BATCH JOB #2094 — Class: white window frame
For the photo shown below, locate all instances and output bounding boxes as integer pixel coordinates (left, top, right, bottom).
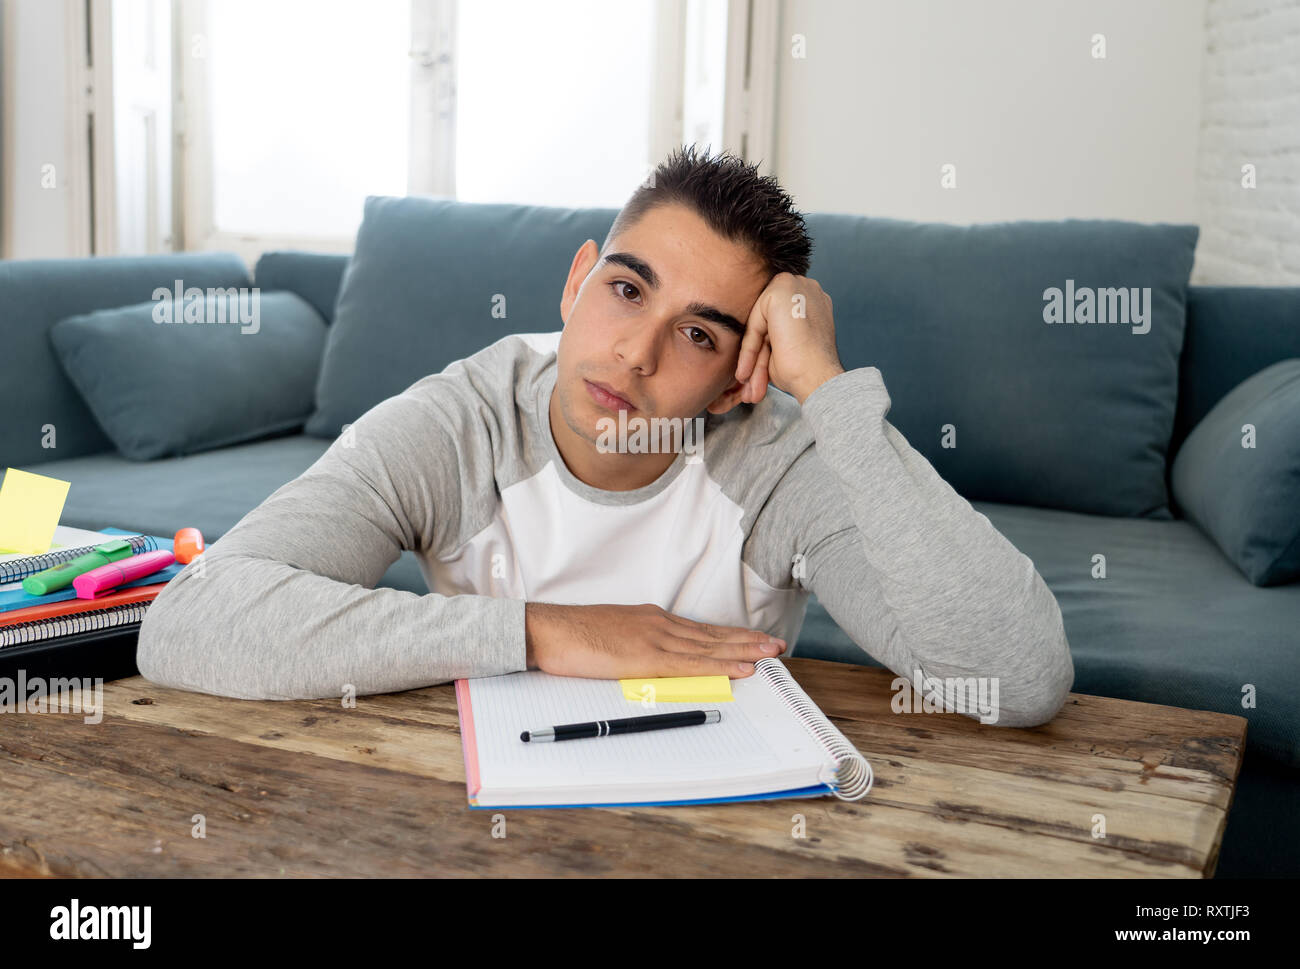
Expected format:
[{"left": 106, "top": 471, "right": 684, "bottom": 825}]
[
  {"left": 86, "top": 0, "right": 116, "bottom": 256},
  {"left": 650, "top": 0, "right": 687, "bottom": 175},
  {"left": 171, "top": 0, "right": 777, "bottom": 265},
  {"left": 407, "top": 0, "right": 456, "bottom": 198},
  {"left": 726, "top": 0, "right": 779, "bottom": 176},
  {"left": 20, "top": 0, "right": 112, "bottom": 259},
  {"left": 174, "top": 0, "right": 434, "bottom": 264},
  {"left": 659, "top": 0, "right": 780, "bottom": 176}
]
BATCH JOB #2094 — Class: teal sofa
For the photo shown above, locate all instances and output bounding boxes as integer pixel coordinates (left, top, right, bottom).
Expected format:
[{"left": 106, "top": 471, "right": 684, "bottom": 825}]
[{"left": 3, "top": 200, "right": 1297, "bottom": 878}]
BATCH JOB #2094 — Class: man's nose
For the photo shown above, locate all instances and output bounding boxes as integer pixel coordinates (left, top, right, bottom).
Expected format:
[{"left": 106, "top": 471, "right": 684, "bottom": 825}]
[{"left": 614, "top": 323, "right": 663, "bottom": 370}]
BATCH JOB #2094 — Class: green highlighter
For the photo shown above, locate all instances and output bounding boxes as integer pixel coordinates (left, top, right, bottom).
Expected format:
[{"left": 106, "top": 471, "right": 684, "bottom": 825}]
[{"left": 22, "top": 538, "right": 136, "bottom": 596}]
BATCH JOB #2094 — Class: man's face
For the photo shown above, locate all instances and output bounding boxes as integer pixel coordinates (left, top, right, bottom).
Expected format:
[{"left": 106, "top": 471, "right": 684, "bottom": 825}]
[{"left": 555, "top": 202, "right": 770, "bottom": 449}]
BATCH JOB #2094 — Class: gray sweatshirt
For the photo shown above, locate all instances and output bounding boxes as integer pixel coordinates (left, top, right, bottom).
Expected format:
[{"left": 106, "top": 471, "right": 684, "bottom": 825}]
[{"left": 136, "top": 330, "right": 1074, "bottom": 726}]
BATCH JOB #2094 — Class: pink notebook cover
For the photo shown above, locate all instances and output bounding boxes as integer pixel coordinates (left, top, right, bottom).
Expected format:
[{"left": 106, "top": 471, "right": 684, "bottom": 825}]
[{"left": 454, "top": 678, "right": 483, "bottom": 804}]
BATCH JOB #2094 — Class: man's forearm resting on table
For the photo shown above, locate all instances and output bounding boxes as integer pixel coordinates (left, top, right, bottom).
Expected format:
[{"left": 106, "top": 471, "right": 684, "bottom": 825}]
[
  {"left": 134, "top": 386, "right": 539, "bottom": 700},
  {"left": 135, "top": 550, "right": 528, "bottom": 700}
]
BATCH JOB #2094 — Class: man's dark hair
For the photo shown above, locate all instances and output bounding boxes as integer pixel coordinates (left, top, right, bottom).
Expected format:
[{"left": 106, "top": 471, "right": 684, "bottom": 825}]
[{"left": 601, "top": 144, "right": 813, "bottom": 278}]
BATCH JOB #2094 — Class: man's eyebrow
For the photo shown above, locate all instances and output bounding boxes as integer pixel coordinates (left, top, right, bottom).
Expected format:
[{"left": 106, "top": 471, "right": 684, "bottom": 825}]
[{"left": 603, "top": 251, "right": 747, "bottom": 337}]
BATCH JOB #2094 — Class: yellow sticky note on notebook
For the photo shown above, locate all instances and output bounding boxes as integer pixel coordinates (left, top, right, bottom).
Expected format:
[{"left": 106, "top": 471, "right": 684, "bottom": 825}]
[
  {"left": 619, "top": 675, "right": 734, "bottom": 703},
  {"left": 0, "top": 468, "right": 72, "bottom": 555}
]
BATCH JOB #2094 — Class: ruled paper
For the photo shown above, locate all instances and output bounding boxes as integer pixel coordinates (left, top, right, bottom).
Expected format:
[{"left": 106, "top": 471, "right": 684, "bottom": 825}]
[{"left": 465, "top": 667, "right": 831, "bottom": 801}]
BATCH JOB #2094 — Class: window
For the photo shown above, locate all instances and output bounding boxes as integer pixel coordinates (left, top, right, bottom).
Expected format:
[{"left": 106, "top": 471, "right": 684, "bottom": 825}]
[
  {"left": 183, "top": 0, "right": 410, "bottom": 252},
  {"left": 173, "top": 0, "right": 757, "bottom": 261},
  {"left": 454, "top": 0, "right": 658, "bottom": 206}
]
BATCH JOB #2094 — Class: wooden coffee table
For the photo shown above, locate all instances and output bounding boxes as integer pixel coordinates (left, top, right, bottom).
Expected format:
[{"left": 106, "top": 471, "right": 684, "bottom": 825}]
[{"left": 0, "top": 658, "right": 1245, "bottom": 877}]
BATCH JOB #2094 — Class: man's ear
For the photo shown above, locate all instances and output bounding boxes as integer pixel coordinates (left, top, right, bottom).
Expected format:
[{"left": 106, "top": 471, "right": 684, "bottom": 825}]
[
  {"left": 706, "top": 377, "right": 749, "bottom": 415},
  {"left": 560, "top": 240, "right": 600, "bottom": 323}
]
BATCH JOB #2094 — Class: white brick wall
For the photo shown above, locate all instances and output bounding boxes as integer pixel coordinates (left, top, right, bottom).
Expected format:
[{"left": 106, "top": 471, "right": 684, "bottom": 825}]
[{"left": 1191, "top": 0, "right": 1300, "bottom": 284}]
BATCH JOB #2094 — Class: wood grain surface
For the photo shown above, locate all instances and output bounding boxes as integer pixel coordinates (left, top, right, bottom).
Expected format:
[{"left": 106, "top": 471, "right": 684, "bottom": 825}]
[{"left": 0, "top": 658, "right": 1246, "bottom": 877}]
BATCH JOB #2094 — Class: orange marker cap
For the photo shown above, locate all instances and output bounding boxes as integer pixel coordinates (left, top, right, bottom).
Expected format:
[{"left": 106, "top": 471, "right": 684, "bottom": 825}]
[{"left": 173, "top": 527, "right": 206, "bottom": 564}]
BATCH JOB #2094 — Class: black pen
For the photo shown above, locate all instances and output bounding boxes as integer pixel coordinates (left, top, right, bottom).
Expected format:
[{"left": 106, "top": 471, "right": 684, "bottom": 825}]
[{"left": 520, "top": 709, "right": 721, "bottom": 743}]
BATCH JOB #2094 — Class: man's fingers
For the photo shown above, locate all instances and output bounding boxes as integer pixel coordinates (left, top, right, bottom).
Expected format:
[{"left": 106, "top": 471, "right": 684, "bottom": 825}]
[
  {"left": 746, "top": 340, "right": 772, "bottom": 403},
  {"left": 735, "top": 288, "right": 771, "bottom": 383},
  {"left": 659, "top": 636, "right": 784, "bottom": 661},
  {"left": 650, "top": 648, "right": 763, "bottom": 678},
  {"left": 662, "top": 613, "right": 781, "bottom": 644}
]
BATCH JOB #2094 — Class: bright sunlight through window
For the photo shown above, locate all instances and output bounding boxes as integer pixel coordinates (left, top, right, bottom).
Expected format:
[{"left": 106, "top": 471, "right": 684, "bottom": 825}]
[
  {"left": 206, "top": 0, "right": 410, "bottom": 239},
  {"left": 455, "top": 0, "right": 656, "bottom": 206}
]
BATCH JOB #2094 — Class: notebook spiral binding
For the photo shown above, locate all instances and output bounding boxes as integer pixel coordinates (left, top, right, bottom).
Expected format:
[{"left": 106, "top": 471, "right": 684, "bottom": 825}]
[
  {"left": 0, "top": 534, "right": 157, "bottom": 584},
  {"left": 0, "top": 600, "right": 153, "bottom": 649},
  {"left": 754, "top": 656, "right": 874, "bottom": 801}
]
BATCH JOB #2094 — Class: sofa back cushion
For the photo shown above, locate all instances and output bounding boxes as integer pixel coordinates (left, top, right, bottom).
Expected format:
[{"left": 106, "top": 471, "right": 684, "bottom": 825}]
[
  {"left": 50, "top": 291, "right": 327, "bottom": 460},
  {"left": 0, "top": 253, "right": 251, "bottom": 467},
  {"left": 307, "top": 198, "right": 1197, "bottom": 518},
  {"left": 1171, "top": 286, "right": 1300, "bottom": 458},
  {"left": 305, "top": 196, "right": 618, "bottom": 437},
  {"left": 804, "top": 215, "right": 1198, "bottom": 518},
  {"left": 252, "top": 251, "right": 351, "bottom": 325}
]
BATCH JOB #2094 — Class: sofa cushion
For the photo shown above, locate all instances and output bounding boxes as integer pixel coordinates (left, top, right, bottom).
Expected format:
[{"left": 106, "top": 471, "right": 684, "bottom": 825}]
[
  {"left": 305, "top": 196, "right": 618, "bottom": 437},
  {"left": 1171, "top": 359, "right": 1300, "bottom": 586},
  {"left": 252, "top": 251, "right": 351, "bottom": 324},
  {"left": 15, "top": 435, "right": 427, "bottom": 595},
  {"left": 50, "top": 291, "right": 327, "bottom": 460},
  {"left": 803, "top": 216, "right": 1198, "bottom": 518},
  {"left": 1171, "top": 286, "right": 1300, "bottom": 458},
  {"left": 792, "top": 500, "right": 1300, "bottom": 769},
  {"left": 0, "top": 253, "right": 251, "bottom": 467}
]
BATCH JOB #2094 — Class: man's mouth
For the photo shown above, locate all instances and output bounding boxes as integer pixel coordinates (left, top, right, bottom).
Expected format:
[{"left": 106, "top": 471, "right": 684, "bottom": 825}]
[{"left": 584, "top": 379, "right": 637, "bottom": 412}]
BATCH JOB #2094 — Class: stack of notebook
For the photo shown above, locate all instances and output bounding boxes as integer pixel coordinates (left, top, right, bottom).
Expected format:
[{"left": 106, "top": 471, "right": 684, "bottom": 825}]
[{"left": 0, "top": 525, "right": 184, "bottom": 679}]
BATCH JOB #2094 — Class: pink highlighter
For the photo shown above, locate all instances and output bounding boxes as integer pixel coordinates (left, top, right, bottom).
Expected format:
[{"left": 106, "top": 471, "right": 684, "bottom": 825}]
[{"left": 73, "top": 550, "right": 175, "bottom": 599}]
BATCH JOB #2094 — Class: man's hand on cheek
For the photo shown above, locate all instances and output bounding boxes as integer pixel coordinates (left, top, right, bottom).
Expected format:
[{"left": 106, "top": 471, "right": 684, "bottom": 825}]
[{"left": 735, "top": 272, "right": 845, "bottom": 406}]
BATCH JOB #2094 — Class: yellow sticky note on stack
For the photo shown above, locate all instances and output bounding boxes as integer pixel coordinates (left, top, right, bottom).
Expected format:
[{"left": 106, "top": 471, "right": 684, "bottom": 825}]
[
  {"left": 619, "top": 675, "right": 734, "bottom": 703},
  {"left": 0, "top": 468, "right": 72, "bottom": 555}
]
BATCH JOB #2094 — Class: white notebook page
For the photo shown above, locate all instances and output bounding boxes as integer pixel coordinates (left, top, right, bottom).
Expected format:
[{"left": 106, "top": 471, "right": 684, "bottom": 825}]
[{"left": 465, "top": 666, "right": 833, "bottom": 802}]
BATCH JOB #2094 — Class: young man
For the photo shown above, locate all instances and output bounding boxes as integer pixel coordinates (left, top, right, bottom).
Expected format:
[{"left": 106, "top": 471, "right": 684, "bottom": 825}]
[{"left": 137, "top": 146, "right": 1074, "bottom": 727}]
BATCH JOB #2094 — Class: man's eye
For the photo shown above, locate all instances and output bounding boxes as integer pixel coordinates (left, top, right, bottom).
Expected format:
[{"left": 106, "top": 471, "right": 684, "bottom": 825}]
[
  {"left": 611, "top": 280, "right": 641, "bottom": 302},
  {"left": 685, "top": 326, "right": 716, "bottom": 352}
]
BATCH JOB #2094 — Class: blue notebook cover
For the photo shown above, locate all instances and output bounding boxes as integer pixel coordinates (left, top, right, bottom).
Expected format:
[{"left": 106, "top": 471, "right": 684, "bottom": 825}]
[
  {"left": 466, "top": 783, "right": 835, "bottom": 810},
  {"left": 0, "top": 527, "right": 183, "bottom": 614}
]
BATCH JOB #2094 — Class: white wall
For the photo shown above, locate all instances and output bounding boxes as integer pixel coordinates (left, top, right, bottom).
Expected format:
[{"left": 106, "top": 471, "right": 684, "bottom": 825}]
[
  {"left": 773, "top": 0, "right": 1207, "bottom": 225},
  {"left": 1191, "top": 0, "right": 1300, "bottom": 285}
]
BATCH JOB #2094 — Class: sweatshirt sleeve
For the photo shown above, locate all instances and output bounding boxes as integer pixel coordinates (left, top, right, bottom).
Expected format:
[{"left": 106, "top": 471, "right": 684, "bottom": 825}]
[
  {"left": 751, "top": 367, "right": 1074, "bottom": 727},
  {"left": 135, "top": 384, "right": 527, "bottom": 700}
]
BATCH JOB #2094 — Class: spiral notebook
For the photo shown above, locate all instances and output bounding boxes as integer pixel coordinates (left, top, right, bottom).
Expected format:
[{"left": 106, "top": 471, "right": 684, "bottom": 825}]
[
  {"left": 0, "top": 599, "right": 152, "bottom": 648},
  {"left": 0, "top": 528, "right": 179, "bottom": 613},
  {"left": 455, "top": 657, "right": 873, "bottom": 809},
  {"left": 0, "top": 526, "right": 158, "bottom": 584}
]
